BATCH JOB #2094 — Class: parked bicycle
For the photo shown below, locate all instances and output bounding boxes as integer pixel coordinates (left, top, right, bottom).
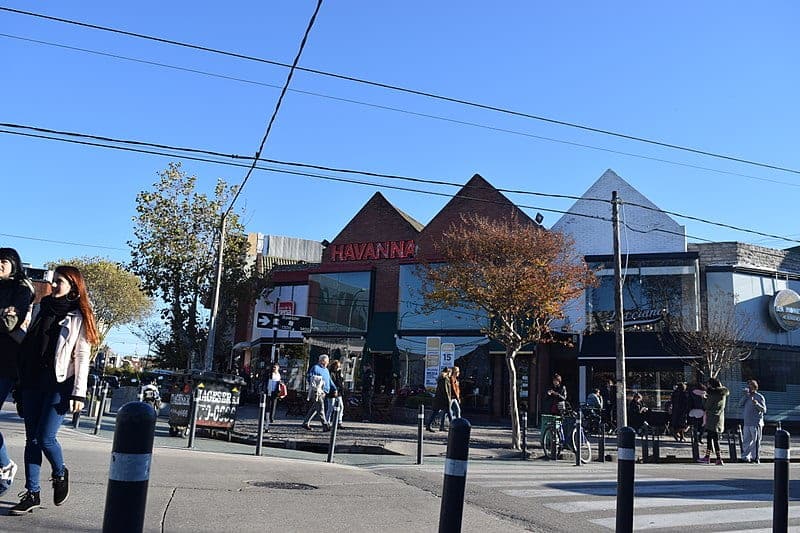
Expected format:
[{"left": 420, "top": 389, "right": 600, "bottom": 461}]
[{"left": 541, "top": 404, "right": 592, "bottom": 463}]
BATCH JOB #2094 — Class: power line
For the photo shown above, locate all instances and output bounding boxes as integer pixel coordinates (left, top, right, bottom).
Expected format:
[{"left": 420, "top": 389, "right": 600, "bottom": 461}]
[
  {"left": 226, "top": 0, "right": 323, "bottom": 215},
  {"left": 5, "top": 33, "right": 799, "bottom": 190},
  {"left": 3, "top": 6, "right": 799, "bottom": 177},
  {"left": 0, "top": 126, "right": 759, "bottom": 245},
  {"left": 0, "top": 231, "right": 126, "bottom": 251}
]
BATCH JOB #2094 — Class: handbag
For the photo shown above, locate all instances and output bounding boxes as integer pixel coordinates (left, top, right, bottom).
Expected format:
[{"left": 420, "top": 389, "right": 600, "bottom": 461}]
[{"left": 278, "top": 382, "right": 288, "bottom": 399}]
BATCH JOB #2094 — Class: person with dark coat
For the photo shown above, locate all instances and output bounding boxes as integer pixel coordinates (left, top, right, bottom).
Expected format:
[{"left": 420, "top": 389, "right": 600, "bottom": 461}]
[
  {"left": 544, "top": 374, "right": 567, "bottom": 415},
  {"left": 326, "top": 360, "right": 346, "bottom": 428},
  {"left": 360, "top": 362, "right": 375, "bottom": 423},
  {"left": 670, "top": 383, "right": 689, "bottom": 441},
  {"left": 628, "top": 392, "right": 649, "bottom": 433},
  {"left": 426, "top": 368, "right": 452, "bottom": 432},
  {"left": 0, "top": 248, "right": 34, "bottom": 496},
  {"left": 688, "top": 381, "right": 707, "bottom": 437},
  {"left": 700, "top": 377, "right": 730, "bottom": 465},
  {"left": 600, "top": 379, "right": 616, "bottom": 429},
  {"left": 11, "top": 265, "right": 99, "bottom": 515}
]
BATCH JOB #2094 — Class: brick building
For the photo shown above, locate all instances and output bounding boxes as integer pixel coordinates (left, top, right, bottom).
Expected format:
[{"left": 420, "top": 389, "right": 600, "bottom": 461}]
[{"left": 239, "top": 174, "right": 560, "bottom": 418}]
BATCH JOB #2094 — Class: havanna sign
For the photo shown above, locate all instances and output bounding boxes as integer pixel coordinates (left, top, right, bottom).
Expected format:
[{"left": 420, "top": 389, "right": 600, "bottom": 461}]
[{"left": 329, "top": 239, "right": 415, "bottom": 262}]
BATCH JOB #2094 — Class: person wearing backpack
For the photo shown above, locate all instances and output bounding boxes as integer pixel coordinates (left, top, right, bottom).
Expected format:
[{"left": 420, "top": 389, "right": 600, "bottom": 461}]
[{"left": 302, "top": 354, "right": 336, "bottom": 431}]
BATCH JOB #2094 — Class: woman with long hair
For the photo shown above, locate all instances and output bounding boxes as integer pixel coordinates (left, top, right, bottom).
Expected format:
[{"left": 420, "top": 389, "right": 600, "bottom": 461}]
[
  {"left": 0, "top": 248, "right": 35, "bottom": 496},
  {"left": 699, "top": 377, "right": 730, "bottom": 465},
  {"left": 10, "top": 265, "right": 99, "bottom": 515}
]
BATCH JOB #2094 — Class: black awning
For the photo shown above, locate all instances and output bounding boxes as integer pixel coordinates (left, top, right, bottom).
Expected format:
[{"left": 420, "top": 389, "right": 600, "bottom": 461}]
[{"left": 579, "top": 332, "right": 694, "bottom": 360}]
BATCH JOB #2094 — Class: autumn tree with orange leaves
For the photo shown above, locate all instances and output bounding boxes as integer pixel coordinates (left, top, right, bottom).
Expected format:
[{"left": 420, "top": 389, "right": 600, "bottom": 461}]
[{"left": 420, "top": 213, "right": 595, "bottom": 449}]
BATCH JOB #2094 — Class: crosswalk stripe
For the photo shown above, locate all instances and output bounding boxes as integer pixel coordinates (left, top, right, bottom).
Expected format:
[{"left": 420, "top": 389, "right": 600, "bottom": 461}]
[
  {"left": 723, "top": 527, "right": 800, "bottom": 533},
  {"left": 590, "top": 505, "right": 800, "bottom": 530},
  {"left": 475, "top": 477, "right": 679, "bottom": 488},
  {"left": 505, "top": 482, "right": 739, "bottom": 498},
  {"left": 546, "top": 494, "right": 776, "bottom": 513},
  {"left": 468, "top": 473, "right": 616, "bottom": 480}
]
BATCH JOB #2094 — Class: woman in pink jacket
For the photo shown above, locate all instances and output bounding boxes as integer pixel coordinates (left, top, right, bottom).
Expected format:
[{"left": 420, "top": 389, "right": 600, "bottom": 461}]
[{"left": 10, "top": 266, "right": 98, "bottom": 515}]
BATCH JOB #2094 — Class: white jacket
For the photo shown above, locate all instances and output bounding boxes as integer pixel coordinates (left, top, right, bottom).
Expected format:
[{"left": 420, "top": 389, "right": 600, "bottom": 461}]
[
  {"left": 28, "top": 307, "right": 92, "bottom": 400},
  {"left": 57, "top": 310, "right": 92, "bottom": 399}
]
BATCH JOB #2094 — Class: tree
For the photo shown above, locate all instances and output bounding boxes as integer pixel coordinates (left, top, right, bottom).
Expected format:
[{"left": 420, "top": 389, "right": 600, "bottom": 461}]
[
  {"left": 130, "top": 318, "right": 169, "bottom": 369},
  {"left": 660, "top": 293, "right": 753, "bottom": 379},
  {"left": 128, "top": 163, "right": 248, "bottom": 370},
  {"left": 420, "top": 213, "right": 595, "bottom": 449},
  {"left": 49, "top": 257, "right": 152, "bottom": 355}
]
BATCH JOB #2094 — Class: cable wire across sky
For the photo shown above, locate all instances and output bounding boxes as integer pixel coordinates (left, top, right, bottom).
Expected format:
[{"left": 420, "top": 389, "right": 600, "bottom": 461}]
[
  {"left": 3, "top": 5, "right": 800, "bottom": 177},
  {"left": 1, "top": 123, "right": 795, "bottom": 246}
]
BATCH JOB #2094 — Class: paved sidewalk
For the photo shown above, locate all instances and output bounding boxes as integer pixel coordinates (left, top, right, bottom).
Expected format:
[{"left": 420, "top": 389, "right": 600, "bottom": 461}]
[
  {"left": 0, "top": 412, "right": 529, "bottom": 532},
  {"left": 230, "top": 404, "right": 792, "bottom": 463}
]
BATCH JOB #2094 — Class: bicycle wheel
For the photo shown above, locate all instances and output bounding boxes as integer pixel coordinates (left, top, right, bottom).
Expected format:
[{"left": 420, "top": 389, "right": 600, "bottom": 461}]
[
  {"left": 542, "top": 426, "right": 558, "bottom": 460},
  {"left": 571, "top": 426, "right": 592, "bottom": 463}
]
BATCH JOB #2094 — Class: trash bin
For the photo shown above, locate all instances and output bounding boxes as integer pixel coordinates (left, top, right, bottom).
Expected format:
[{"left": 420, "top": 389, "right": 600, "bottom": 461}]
[{"left": 168, "top": 370, "right": 245, "bottom": 440}]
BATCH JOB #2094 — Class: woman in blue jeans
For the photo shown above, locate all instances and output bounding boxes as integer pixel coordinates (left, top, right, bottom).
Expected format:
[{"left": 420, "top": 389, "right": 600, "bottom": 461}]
[
  {"left": 0, "top": 248, "right": 35, "bottom": 496},
  {"left": 10, "top": 265, "right": 98, "bottom": 515}
]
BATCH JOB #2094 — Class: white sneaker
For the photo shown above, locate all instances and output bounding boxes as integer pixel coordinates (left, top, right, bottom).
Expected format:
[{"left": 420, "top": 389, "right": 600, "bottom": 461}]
[{"left": 0, "top": 460, "right": 17, "bottom": 495}]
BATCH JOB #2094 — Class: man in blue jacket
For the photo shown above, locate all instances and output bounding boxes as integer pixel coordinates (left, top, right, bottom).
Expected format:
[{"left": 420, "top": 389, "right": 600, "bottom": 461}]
[{"left": 302, "top": 354, "right": 337, "bottom": 431}]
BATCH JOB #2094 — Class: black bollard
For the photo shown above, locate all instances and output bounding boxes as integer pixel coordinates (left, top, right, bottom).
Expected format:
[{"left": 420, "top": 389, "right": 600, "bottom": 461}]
[
  {"left": 774, "top": 429, "right": 790, "bottom": 531},
  {"left": 727, "top": 430, "right": 737, "bottom": 462},
  {"left": 551, "top": 422, "right": 558, "bottom": 461},
  {"left": 326, "top": 402, "right": 341, "bottom": 463},
  {"left": 102, "top": 401, "right": 157, "bottom": 533},
  {"left": 598, "top": 423, "right": 606, "bottom": 463},
  {"left": 438, "top": 418, "right": 471, "bottom": 533},
  {"left": 652, "top": 427, "right": 660, "bottom": 464},
  {"left": 575, "top": 409, "right": 582, "bottom": 467},
  {"left": 521, "top": 412, "right": 528, "bottom": 460},
  {"left": 691, "top": 427, "right": 700, "bottom": 462},
  {"left": 616, "top": 427, "right": 636, "bottom": 533},
  {"left": 94, "top": 383, "right": 109, "bottom": 435},
  {"left": 187, "top": 388, "right": 200, "bottom": 449},
  {"left": 255, "top": 393, "right": 267, "bottom": 456},
  {"left": 641, "top": 427, "right": 650, "bottom": 463},
  {"left": 417, "top": 404, "right": 424, "bottom": 465}
]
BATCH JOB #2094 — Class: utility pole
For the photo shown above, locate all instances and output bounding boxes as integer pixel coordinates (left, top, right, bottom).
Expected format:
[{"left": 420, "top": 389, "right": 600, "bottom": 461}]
[
  {"left": 612, "top": 191, "right": 627, "bottom": 428},
  {"left": 203, "top": 213, "right": 227, "bottom": 372}
]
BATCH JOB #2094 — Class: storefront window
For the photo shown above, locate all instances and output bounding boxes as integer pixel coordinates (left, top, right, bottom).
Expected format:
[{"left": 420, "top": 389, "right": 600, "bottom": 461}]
[
  {"left": 397, "top": 264, "right": 489, "bottom": 331},
  {"left": 308, "top": 271, "right": 371, "bottom": 333},
  {"left": 742, "top": 348, "right": 800, "bottom": 392},
  {"left": 395, "top": 336, "right": 491, "bottom": 411},
  {"left": 586, "top": 258, "right": 699, "bottom": 333}
]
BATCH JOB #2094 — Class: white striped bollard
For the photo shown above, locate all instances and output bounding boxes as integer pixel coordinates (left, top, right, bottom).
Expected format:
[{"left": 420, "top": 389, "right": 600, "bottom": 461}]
[
  {"left": 774, "top": 428, "right": 790, "bottom": 532},
  {"left": 417, "top": 404, "right": 424, "bottom": 465},
  {"left": 616, "top": 426, "right": 636, "bottom": 533},
  {"left": 438, "top": 417, "right": 471, "bottom": 533},
  {"left": 102, "top": 401, "right": 156, "bottom": 533}
]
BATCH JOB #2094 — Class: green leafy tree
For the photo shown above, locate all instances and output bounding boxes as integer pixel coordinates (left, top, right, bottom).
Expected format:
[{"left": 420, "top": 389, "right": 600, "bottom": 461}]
[
  {"left": 420, "top": 213, "right": 595, "bottom": 449},
  {"left": 49, "top": 257, "right": 152, "bottom": 356},
  {"left": 128, "top": 162, "right": 248, "bottom": 370}
]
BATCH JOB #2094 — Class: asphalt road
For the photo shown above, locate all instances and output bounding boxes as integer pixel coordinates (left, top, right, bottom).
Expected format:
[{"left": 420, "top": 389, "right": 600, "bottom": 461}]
[{"left": 5, "top": 408, "right": 800, "bottom": 532}]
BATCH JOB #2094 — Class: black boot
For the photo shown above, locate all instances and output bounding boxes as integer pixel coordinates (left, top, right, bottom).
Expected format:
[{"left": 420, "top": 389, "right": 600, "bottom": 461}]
[
  {"left": 9, "top": 491, "right": 40, "bottom": 515},
  {"left": 53, "top": 466, "right": 69, "bottom": 506}
]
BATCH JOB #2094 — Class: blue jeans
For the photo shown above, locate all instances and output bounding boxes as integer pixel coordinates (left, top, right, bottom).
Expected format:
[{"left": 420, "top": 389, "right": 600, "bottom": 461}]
[
  {"left": 0, "top": 376, "right": 15, "bottom": 467},
  {"left": 22, "top": 384, "right": 70, "bottom": 492}
]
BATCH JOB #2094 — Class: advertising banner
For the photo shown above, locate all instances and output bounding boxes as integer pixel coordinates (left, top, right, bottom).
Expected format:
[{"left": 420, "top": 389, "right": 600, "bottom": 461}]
[{"left": 425, "top": 337, "right": 441, "bottom": 389}]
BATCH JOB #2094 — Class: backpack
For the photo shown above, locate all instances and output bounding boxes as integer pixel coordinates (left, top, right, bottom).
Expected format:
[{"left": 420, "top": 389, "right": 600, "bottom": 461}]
[{"left": 307, "top": 374, "right": 325, "bottom": 401}]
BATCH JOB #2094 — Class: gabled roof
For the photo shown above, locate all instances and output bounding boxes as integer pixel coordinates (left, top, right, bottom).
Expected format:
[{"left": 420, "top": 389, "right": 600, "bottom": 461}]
[
  {"left": 551, "top": 169, "right": 686, "bottom": 255},
  {"left": 416, "top": 174, "right": 534, "bottom": 254},
  {"left": 330, "top": 191, "right": 423, "bottom": 245}
]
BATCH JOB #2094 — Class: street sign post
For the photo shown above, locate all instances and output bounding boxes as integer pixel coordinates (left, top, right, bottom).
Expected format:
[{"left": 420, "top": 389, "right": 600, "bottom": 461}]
[{"left": 256, "top": 312, "right": 312, "bottom": 332}]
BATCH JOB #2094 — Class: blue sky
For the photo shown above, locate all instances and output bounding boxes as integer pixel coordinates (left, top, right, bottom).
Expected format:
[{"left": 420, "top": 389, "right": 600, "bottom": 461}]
[{"left": 2, "top": 1, "right": 799, "bottom": 355}]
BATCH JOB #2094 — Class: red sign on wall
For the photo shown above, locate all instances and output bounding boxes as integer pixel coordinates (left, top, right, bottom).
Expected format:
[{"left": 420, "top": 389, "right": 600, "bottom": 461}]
[
  {"left": 276, "top": 301, "right": 296, "bottom": 315},
  {"left": 329, "top": 240, "right": 415, "bottom": 262}
]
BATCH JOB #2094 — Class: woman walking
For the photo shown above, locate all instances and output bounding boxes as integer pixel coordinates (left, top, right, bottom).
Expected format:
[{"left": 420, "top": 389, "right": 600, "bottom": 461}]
[
  {"left": 264, "top": 363, "right": 283, "bottom": 423},
  {"left": 670, "top": 383, "right": 689, "bottom": 442},
  {"left": 327, "top": 360, "right": 345, "bottom": 428},
  {"left": 699, "top": 377, "right": 729, "bottom": 465},
  {"left": 10, "top": 265, "right": 98, "bottom": 515},
  {"left": 0, "top": 248, "right": 35, "bottom": 496},
  {"left": 426, "top": 368, "right": 452, "bottom": 432}
]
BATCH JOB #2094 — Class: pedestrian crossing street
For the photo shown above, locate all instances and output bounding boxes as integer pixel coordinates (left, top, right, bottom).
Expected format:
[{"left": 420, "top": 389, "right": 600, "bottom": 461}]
[{"left": 364, "top": 461, "right": 800, "bottom": 531}]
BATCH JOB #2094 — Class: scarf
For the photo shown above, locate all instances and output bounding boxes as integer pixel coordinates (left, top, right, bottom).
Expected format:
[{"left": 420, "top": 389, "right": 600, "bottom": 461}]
[{"left": 20, "top": 295, "right": 79, "bottom": 386}]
